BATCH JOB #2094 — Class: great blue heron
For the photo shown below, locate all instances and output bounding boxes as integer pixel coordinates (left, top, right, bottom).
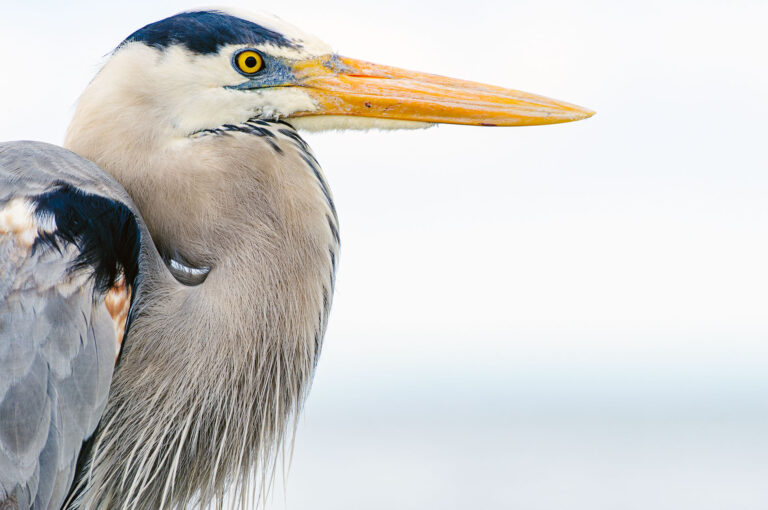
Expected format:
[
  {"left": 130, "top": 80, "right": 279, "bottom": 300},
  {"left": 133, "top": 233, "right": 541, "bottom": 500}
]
[{"left": 0, "top": 9, "right": 592, "bottom": 510}]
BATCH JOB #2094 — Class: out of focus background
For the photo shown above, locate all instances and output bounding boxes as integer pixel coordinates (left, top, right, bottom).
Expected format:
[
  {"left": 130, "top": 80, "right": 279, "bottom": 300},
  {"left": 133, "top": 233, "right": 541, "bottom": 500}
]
[{"left": 2, "top": 0, "right": 768, "bottom": 508}]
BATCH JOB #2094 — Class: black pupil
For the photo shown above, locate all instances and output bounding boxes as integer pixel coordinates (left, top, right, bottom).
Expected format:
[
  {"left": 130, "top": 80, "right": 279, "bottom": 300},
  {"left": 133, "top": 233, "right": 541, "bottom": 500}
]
[{"left": 244, "top": 55, "right": 258, "bottom": 69}]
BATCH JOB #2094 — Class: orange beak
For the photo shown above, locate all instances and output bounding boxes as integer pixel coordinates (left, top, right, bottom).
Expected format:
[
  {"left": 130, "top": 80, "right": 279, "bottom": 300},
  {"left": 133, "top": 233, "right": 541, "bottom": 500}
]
[{"left": 291, "top": 55, "right": 594, "bottom": 126}]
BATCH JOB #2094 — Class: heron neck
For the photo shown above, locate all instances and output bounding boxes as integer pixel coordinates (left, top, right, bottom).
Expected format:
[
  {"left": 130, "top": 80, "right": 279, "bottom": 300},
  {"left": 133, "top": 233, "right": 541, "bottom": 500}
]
[
  {"left": 66, "top": 121, "right": 339, "bottom": 509},
  {"left": 71, "top": 119, "right": 339, "bottom": 367}
]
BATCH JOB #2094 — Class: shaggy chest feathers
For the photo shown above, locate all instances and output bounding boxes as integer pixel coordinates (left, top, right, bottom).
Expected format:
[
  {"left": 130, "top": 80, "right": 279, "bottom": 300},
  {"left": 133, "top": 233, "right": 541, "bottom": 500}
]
[{"left": 67, "top": 121, "right": 339, "bottom": 509}]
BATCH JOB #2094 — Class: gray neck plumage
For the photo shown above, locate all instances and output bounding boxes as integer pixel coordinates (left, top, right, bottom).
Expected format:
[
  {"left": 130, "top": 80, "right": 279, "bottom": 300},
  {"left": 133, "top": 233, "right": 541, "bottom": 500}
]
[{"left": 66, "top": 120, "right": 339, "bottom": 509}]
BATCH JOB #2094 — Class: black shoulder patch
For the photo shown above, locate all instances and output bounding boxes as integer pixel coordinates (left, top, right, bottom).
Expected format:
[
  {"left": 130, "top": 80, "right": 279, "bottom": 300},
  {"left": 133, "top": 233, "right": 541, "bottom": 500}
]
[
  {"left": 33, "top": 183, "right": 140, "bottom": 295},
  {"left": 120, "top": 10, "right": 297, "bottom": 55}
]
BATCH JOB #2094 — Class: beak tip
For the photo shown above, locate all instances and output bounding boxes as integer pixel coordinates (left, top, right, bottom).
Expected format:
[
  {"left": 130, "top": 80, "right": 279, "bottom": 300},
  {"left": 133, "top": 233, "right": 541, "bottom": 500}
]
[
  {"left": 556, "top": 105, "right": 594, "bottom": 124},
  {"left": 578, "top": 107, "right": 596, "bottom": 120}
]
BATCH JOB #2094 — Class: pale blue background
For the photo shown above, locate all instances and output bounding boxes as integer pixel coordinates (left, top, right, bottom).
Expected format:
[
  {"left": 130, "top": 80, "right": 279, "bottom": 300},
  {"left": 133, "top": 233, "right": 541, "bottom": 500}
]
[{"left": 2, "top": 1, "right": 767, "bottom": 508}]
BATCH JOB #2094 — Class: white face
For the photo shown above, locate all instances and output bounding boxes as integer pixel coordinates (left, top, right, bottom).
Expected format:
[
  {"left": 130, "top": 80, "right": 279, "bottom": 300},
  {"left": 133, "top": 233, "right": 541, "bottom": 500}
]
[
  {"left": 99, "top": 42, "right": 318, "bottom": 136},
  {"left": 102, "top": 8, "right": 330, "bottom": 135}
]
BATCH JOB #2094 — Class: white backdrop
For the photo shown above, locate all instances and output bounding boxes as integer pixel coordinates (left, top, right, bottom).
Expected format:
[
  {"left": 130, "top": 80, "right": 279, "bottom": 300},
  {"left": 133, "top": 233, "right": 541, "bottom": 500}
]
[{"left": 2, "top": 1, "right": 768, "bottom": 508}]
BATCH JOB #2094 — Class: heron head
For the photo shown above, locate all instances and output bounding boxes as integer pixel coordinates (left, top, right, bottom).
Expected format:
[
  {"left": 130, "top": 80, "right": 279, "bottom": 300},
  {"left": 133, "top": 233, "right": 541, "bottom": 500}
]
[{"left": 75, "top": 9, "right": 592, "bottom": 139}]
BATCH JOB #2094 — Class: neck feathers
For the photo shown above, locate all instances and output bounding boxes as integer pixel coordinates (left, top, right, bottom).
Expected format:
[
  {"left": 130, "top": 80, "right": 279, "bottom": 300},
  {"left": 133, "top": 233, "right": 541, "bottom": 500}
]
[{"left": 69, "top": 121, "right": 339, "bottom": 509}]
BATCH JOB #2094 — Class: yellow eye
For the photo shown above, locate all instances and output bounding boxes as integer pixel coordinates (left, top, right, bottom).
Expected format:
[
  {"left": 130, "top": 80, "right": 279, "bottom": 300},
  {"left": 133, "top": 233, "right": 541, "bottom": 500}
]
[{"left": 234, "top": 50, "right": 264, "bottom": 75}]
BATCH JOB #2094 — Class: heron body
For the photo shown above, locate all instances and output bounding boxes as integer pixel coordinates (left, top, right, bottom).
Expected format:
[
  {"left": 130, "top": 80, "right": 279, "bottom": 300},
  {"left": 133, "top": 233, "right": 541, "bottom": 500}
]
[{"left": 0, "top": 9, "right": 592, "bottom": 510}]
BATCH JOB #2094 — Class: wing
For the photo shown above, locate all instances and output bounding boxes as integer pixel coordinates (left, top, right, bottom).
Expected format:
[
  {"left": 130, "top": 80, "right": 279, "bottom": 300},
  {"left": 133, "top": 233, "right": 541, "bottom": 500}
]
[{"left": 0, "top": 142, "right": 141, "bottom": 510}]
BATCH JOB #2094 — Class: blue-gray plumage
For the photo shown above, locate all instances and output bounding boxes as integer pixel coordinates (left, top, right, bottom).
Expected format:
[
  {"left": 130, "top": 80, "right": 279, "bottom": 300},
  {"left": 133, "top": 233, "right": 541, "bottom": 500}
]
[
  {"left": 0, "top": 142, "right": 143, "bottom": 509},
  {"left": 0, "top": 8, "right": 591, "bottom": 510}
]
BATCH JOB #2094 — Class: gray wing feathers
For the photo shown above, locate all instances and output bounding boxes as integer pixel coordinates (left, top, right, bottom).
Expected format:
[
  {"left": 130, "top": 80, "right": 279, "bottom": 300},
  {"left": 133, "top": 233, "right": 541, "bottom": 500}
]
[
  {"left": 0, "top": 142, "right": 127, "bottom": 509},
  {"left": 0, "top": 141, "right": 133, "bottom": 204}
]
